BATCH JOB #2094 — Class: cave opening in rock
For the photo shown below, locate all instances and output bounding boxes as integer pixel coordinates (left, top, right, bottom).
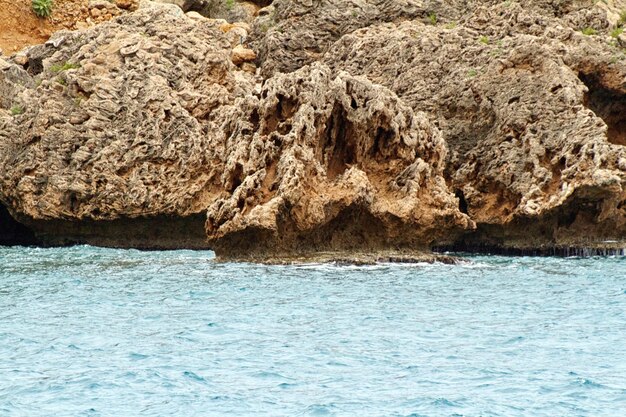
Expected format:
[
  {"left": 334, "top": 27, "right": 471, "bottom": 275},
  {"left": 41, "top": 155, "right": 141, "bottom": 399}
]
[
  {"left": 321, "top": 104, "right": 357, "bottom": 179},
  {"left": 454, "top": 189, "right": 469, "bottom": 214},
  {"left": 0, "top": 202, "right": 41, "bottom": 246},
  {"left": 579, "top": 72, "right": 626, "bottom": 146}
]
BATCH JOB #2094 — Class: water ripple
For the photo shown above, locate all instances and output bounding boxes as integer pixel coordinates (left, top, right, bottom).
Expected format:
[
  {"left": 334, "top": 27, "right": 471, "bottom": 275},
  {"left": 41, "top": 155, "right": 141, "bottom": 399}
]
[{"left": 0, "top": 247, "right": 625, "bottom": 415}]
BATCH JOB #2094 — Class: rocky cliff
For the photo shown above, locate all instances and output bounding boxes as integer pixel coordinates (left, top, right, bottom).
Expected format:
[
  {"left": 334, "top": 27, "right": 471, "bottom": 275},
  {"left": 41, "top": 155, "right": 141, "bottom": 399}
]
[
  {"left": 319, "top": 1, "right": 626, "bottom": 252},
  {"left": 0, "top": 0, "right": 625, "bottom": 259}
]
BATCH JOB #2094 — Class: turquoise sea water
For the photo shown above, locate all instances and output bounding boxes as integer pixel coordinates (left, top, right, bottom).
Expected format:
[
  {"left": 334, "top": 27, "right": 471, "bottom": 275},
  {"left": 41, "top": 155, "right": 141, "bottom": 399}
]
[{"left": 0, "top": 246, "right": 625, "bottom": 416}]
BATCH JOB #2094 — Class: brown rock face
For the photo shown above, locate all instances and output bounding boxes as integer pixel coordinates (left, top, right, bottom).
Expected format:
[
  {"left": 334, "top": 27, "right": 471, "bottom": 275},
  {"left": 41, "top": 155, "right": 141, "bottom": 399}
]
[
  {"left": 322, "top": 2, "right": 626, "bottom": 250},
  {"left": 204, "top": 63, "right": 472, "bottom": 257},
  {"left": 114, "top": 0, "right": 140, "bottom": 11},
  {"left": 248, "top": 0, "right": 615, "bottom": 77},
  {"left": 0, "top": 5, "right": 251, "bottom": 250},
  {"left": 0, "top": 4, "right": 472, "bottom": 259},
  {"left": 231, "top": 45, "right": 256, "bottom": 65},
  {"left": 1, "top": 6, "right": 251, "bottom": 221},
  {"left": 249, "top": 0, "right": 434, "bottom": 77}
]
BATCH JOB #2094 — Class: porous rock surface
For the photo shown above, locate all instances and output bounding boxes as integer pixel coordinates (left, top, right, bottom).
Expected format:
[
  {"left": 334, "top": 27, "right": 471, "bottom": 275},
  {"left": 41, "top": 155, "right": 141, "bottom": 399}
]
[
  {"left": 0, "top": 3, "right": 472, "bottom": 258},
  {"left": 204, "top": 63, "right": 472, "bottom": 257},
  {"left": 320, "top": 1, "right": 626, "bottom": 249},
  {"left": 0, "top": 4, "right": 253, "bottom": 249},
  {"left": 248, "top": 0, "right": 618, "bottom": 77}
]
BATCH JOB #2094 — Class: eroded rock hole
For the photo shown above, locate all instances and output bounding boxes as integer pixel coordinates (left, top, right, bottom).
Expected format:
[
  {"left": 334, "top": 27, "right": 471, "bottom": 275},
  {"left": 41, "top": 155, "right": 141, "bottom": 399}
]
[
  {"left": 276, "top": 94, "right": 297, "bottom": 120},
  {"left": 321, "top": 104, "right": 356, "bottom": 179},
  {"left": 550, "top": 85, "right": 562, "bottom": 94},
  {"left": 249, "top": 109, "right": 260, "bottom": 131},
  {"left": 68, "top": 193, "right": 79, "bottom": 213},
  {"left": 454, "top": 189, "right": 469, "bottom": 215},
  {"left": 0, "top": 202, "right": 40, "bottom": 246},
  {"left": 579, "top": 72, "right": 626, "bottom": 146},
  {"left": 262, "top": 95, "right": 298, "bottom": 135},
  {"left": 228, "top": 163, "right": 244, "bottom": 193},
  {"left": 371, "top": 127, "right": 393, "bottom": 159}
]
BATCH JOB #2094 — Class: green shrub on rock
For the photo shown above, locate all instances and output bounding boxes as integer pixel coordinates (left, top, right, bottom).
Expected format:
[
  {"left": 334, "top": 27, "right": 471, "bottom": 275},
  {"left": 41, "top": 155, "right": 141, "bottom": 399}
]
[
  {"left": 611, "top": 27, "right": 624, "bottom": 39},
  {"left": 581, "top": 27, "right": 597, "bottom": 36},
  {"left": 32, "top": 0, "right": 53, "bottom": 18},
  {"left": 10, "top": 105, "right": 23, "bottom": 116},
  {"left": 49, "top": 62, "right": 80, "bottom": 73},
  {"left": 427, "top": 12, "right": 437, "bottom": 25}
]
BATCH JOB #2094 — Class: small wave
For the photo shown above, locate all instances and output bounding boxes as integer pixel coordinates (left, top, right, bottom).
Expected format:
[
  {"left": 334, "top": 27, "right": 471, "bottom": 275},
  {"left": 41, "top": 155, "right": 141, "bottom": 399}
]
[
  {"left": 326, "top": 360, "right": 349, "bottom": 367},
  {"left": 253, "top": 371, "right": 292, "bottom": 380},
  {"left": 300, "top": 404, "right": 337, "bottom": 416},
  {"left": 129, "top": 353, "right": 148, "bottom": 360},
  {"left": 575, "top": 377, "right": 606, "bottom": 389},
  {"left": 432, "top": 398, "right": 459, "bottom": 407},
  {"left": 183, "top": 371, "right": 207, "bottom": 383},
  {"left": 504, "top": 335, "right": 525, "bottom": 344}
]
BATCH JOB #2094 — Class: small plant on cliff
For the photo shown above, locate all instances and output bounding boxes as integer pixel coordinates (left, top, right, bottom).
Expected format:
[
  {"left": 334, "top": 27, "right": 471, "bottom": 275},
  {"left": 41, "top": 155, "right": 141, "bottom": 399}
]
[
  {"left": 225, "top": 0, "right": 235, "bottom": 11},
  {"left": 427, "top": 12, "right": 437, "bottom": 25},
  {"left": 611, "top": 27, "right": 624, "bottom": 39},
  {"left": 50, "top": 62, "right": 80, "bottom": 73},
  {"left": 609, "top": 54, "right": 625, "bottom": 64},
  {"left": 581, "top": 27, "right": 598, "bottom": 36},
  {"left": 32, "top": 0, "right": 53, "bottom": 18},
  {"left": 10, "top": 105, "right": 24, "bottom": 116}
]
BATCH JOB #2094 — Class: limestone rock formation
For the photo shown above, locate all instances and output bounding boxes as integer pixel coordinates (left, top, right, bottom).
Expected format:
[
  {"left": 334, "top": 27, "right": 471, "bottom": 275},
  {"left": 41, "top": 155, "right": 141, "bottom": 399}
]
[
  {"left": 248, "top": 0, "right": 620, "bottom": 77},
  {"left": 0, "top": 58, "right": 34, "bottom": 109},
  {"left": 0, "top": 5, "right": 253, "bottom": 249},
  {"left": 249, "top": 0, "right": 433, "bottom": 77},
  {"left": 203, "top": 63, "right": 473, "bottom": 257},
  {"left": 0, "top": 3, "right": 472, "bottom": 258},
  {"left": 153, "top": 0, "right": 208, "bottom": 12},
  {"left": 156, "top": 0, "right": 261, "bottom": 24},
  {"left": 322, "top": 2, "right": 626, "bottom": 250}
]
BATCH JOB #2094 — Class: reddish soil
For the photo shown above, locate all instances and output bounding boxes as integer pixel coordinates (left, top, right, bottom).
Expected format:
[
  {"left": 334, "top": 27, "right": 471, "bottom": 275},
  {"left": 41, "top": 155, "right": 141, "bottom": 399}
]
[{"left": 0, "top": 0, "right": 91, "bottom": 54}]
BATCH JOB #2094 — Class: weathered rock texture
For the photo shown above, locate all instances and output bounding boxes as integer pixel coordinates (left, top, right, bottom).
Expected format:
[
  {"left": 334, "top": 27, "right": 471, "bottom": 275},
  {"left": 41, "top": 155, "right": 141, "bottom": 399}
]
[
  {"left": 157, "top": 0, "right": 263, "bottom": 24},
  {"left": 248, "top": 0, "right": 620, "bottom": 77},
  {"left": 250, "top": 0, "right": 434, "bottom": 77},
  {"left": 318, "top": 1, "right": 626, "bottom": 250},
  {"left": 0, "top": 3, "right": 472, "bottom": 258},
  {"left": 203, "top": 63, "right": 472, "bottom": 257},
  {"left": 0, "top": 5, "right": 253, "bottom": 249}
]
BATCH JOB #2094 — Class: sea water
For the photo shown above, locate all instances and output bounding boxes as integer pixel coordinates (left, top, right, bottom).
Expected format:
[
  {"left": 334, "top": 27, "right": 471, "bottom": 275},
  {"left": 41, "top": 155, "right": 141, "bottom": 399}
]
[{"left": 0, "top": 246, "right": 625, "bottom": 416}]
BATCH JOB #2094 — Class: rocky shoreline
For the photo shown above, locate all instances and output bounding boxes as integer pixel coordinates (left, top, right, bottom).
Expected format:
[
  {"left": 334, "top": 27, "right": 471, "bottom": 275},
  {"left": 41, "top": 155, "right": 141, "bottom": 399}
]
[{"left": 1, "top": 0, "right": 625, "bottom": 261}]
